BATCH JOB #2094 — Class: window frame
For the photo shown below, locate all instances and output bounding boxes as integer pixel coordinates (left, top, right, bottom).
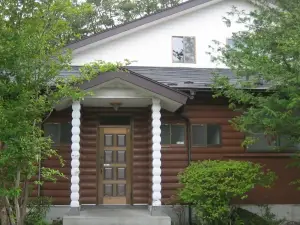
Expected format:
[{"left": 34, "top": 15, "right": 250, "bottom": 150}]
[
  {"left": 246, "top": 133, "right": 300, "bottom": 152},
  {"left": 226, "top": 38, "right": 235, "bottom": 48},
  {"left": 43, "top": 122, "right": 72, "bottom": 146},
  {"left": 171, "top": 36, "right": 196, "bottom": 64},
  {"left": 161, "top": 123, "right": 186, "bottom": 146},
  {"left": 191, "top": 124, "right": 222, "bottom": 147}
]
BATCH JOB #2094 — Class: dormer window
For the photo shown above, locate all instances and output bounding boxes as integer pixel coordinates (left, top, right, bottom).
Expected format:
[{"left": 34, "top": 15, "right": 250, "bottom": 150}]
[{"left": 172, "top": 36, "right": 196, "bottom": 63}]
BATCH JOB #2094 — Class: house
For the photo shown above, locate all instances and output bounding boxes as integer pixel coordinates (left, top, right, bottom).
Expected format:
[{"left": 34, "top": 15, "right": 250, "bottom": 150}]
[{"left": 42, "top": 0, "right": 300, "bottom": 224}]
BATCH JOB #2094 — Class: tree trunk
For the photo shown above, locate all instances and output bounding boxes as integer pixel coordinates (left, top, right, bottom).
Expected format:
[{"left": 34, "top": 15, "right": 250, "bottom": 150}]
[
  {"left": 14, "top": 170, "right": 21, "bottom": 225},
  {"left": 4, "top": 197, "right": 15, "bottom": 225},
  {"left": 1, "top": 207, "right": 8, "bottom": 225},
  {"left": 20, "top": 181, "right": 29, "bottom": 225}
]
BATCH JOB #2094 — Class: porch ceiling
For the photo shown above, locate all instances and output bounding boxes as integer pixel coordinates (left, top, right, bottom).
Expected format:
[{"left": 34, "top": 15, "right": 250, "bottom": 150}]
[{"left": 55, "top": 71, "right": 190, "bottom": 112}]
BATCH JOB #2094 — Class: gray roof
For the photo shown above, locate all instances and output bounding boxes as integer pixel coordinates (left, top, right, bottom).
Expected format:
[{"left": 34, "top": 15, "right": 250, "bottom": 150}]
[
  {"left": 126, "top": 66, "right": 234, "bottom": 89},
  {"left": 59, "top": 66, "right": 235, "bottom": 89},
  {"left": 66, "top": 0, "right": 215, "bottom": 50}
]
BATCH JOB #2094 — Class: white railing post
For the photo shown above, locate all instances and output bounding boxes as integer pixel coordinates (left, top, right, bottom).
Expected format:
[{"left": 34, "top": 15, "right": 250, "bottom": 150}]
[
  {"left": 151, "top": 98, "right": 162, "bottom": 207},
  {"left": 70, "top": 101, "right": 81, "bottom": 215}
]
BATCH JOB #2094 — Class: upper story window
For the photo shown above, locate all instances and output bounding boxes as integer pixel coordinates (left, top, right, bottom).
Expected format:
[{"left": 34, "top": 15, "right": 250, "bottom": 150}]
[
  {"left": 226, "top": 38, "right": 235, "bottom": 48},
  {"left": 172, "top": 36, "right": 196, "bottom": 63},
  {"left": 191, "top": 124, "right": 221, "bottom": 147},
  {"left": 161, "top": 124, "right": 185, "bottom": 145},
  {"left": 44, "top": 122, "right": 72, "bottom": 145}
]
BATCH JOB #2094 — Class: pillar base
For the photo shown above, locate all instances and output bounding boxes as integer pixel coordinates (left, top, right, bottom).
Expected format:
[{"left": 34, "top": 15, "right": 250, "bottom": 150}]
[
  {"left": 148, "top": 205, "right": 165, "bottom": 216},
  {"left": 68, "top": 207, "right": 80, "bottom": 216}
]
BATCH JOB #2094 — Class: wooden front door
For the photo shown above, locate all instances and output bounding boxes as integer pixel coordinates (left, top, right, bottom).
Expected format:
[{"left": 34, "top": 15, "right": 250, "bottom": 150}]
[{"left": 98, "top": 127, "right": 131, "bottom": 204}]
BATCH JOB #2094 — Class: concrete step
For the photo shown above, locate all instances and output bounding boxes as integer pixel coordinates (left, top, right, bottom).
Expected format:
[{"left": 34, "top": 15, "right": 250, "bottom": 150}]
[{"left": 63, "top": 208, "right": 171, "bottom": 225}]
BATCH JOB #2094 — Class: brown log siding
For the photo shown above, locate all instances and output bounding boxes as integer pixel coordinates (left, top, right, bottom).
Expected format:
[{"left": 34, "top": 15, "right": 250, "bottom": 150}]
[
  {"left": 43, "top": 107, "right": 151, "bottom": 205},
  {"left": 132, "top": 109, "right": 149, "bottom": 204},
  {"left": 160, "top": 111, "right": 188, "bottom": 204},
  {"left": 42, "top": 109, "right": 72, "bottom": 205},
  {"left": 41, "top": 102, "right": 300, "bottom": 205},
  {"left": 182, "top": 103, "right": 300, "bottom": 204}
]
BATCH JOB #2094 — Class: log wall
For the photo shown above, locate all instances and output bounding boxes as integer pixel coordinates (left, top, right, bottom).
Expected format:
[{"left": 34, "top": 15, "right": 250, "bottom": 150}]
[
  {"left": 160, "top": 111, "right": 188, "bottom": 204},
  {"left": 176, "top": 98, "right": 300, "bottom": 204},
  {"left": 41, "top": 99, "right": 300, "bottom": 205},
  {"left": 42, "top": 108, "right": 72, "bottom": 205}
]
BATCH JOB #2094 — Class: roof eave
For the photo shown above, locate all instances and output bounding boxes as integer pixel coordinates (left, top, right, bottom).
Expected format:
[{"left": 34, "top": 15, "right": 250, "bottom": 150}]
[{"left": 66, "top": 0, "right": 220, "bottom": 51}]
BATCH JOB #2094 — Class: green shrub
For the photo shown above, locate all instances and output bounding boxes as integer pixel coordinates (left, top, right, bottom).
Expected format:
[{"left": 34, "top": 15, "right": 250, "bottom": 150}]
[
  {"left": 178, "top": 160, "right": 277, "bottom": 224},
  {"left": 233, "top": 207, "right": 284, "bottom": 225},
  {"left": 25, "top": 197, "right": 52, "bottom": 225}
]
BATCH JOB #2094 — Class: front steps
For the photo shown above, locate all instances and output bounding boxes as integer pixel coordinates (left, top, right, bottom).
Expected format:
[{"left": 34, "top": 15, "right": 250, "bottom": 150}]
[{"left": 63, "top": 207, "right": 171, "bottom": 225}]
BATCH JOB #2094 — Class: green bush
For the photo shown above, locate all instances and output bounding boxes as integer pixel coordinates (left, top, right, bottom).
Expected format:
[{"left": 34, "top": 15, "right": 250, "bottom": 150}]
[
  {"left": 234, "top": 206, "right": 285, "bottom": 225},
  {"left": 178, "top": 160, "right": 277, "bottom": 224},
  {"left": 25, "top": 197, "right": 52, "bottom": 225}
]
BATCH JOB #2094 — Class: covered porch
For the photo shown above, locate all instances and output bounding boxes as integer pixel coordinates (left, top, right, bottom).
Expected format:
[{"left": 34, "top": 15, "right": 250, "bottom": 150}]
[{"left": 55, "top": 71, "right": 189, "bottom": 223}]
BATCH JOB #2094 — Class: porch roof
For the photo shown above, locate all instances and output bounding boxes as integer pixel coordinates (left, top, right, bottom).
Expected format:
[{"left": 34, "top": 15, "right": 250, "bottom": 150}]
[
  {"left": 79, "top": 71, "right": 189, "bottom": 104},
  {"left": 56, "top": 70, "right": 189, "bottom": 112}
]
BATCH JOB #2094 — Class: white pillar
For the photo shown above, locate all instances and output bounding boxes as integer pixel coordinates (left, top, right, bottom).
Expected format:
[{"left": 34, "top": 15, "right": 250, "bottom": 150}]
[
  {"left": 151, "top": 98, "right": 162, "bottom": 207},
  {"left": 70, "top": 101, "right": 81, "bottom": 215}
]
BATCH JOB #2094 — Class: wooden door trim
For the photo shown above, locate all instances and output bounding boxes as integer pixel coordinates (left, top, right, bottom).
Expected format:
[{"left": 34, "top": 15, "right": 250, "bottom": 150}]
[
  {"left": 99, "top": 125, "right": 131, "bottom": 128},
  {"left": 97, "top": 125, "right": 132, "bottom": 205}
]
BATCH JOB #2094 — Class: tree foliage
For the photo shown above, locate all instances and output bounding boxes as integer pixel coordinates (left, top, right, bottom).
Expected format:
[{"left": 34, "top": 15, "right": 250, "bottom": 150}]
[
  {"left": 0, "top": 1, "right": 131, "bottom": 219},
  {"left": 209, "top": 0, "right": 300, "bottom": 151},
  {"left": 178, "top": 160, "right": 277, "bottom": 224},
  {"left": 70, "top": 0, "right": 184, "bottom": 40},
  {"left": 0, "top": 0, "right": 91, "bottom": 224}
]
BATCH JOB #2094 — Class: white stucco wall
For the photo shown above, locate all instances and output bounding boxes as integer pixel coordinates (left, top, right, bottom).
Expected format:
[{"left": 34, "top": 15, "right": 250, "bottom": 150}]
[{"left": 71, "top": 0, "right": 255, "bottom": 68}]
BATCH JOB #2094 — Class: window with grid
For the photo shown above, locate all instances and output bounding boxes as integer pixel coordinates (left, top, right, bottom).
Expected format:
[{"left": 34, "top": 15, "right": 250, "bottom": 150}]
[
  {"left": 172, "top": 36, "right": 196, "bottom": 63},
  {"left": 161, "top": 124, "right": 185, "bottom": 145},
  {"left": 44, "top": 122, "right": 72, "bottom": 145},
  {"left": 247, "top": 134, "right": 300, "bottom": 152},
  {"left": 226, "top": 38, "right": 235, "bottom": 48},
  {"left": 192, "top": 124, "right": 221, "bottom": 146}
]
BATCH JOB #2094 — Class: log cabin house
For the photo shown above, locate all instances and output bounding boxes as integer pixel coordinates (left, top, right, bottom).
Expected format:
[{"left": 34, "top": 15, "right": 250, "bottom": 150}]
[{"left": 41, "top": 0, "right": 300, "bottom": 224}]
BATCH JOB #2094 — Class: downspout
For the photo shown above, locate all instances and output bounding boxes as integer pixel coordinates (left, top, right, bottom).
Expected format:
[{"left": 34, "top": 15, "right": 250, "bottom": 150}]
[{"left": 179, "top": 111, "right": 192, "bottom": 225}]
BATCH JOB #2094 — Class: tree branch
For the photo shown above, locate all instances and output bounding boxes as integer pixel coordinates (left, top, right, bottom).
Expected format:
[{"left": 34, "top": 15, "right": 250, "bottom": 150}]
[
  {"left": 41, "top": 110, "right": 53, "bottom": 124},
  {"left": 20, "top": 181, "right": 29, "bottom": 225},
  {"left": 14, "top": 170, "right": 20, "bottom": 225},
  {"left": 4, "top": 197, "right": 15, "bottom": 225}
]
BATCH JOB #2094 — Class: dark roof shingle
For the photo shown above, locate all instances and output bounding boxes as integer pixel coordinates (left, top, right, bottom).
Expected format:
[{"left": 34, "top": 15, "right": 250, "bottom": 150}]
[
  {"left": 125, "top": 66, "right": 234, "bottom": 89},
  {"left": 59, "top": 66, "right": 235, "bottom": 89}
]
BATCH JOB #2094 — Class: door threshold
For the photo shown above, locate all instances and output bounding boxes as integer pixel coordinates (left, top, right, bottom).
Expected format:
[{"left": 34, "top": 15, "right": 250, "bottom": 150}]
[{"left": 81, "top": 205, "right": 148, "bottom": 210}]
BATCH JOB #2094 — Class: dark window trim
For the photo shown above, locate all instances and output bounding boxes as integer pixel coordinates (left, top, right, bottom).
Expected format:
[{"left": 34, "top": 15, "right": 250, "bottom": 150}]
[
  {"left": 191, "top": 124, "right": 222, "bottom": 147},
  {"left": 246, "top": 133, "right": 278, "bottom": 152},
  {"left": 172, "top": 36, "right": 196, "bottom": 64},
  {"left": 246, "top": 134, "right": 300, "bottom": 153},
  {"left": 161, "top": 123, "right": 186, "bottom": 146},
  {"left": 44, "top": 122, "right": 72, "bottom": 146}
]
